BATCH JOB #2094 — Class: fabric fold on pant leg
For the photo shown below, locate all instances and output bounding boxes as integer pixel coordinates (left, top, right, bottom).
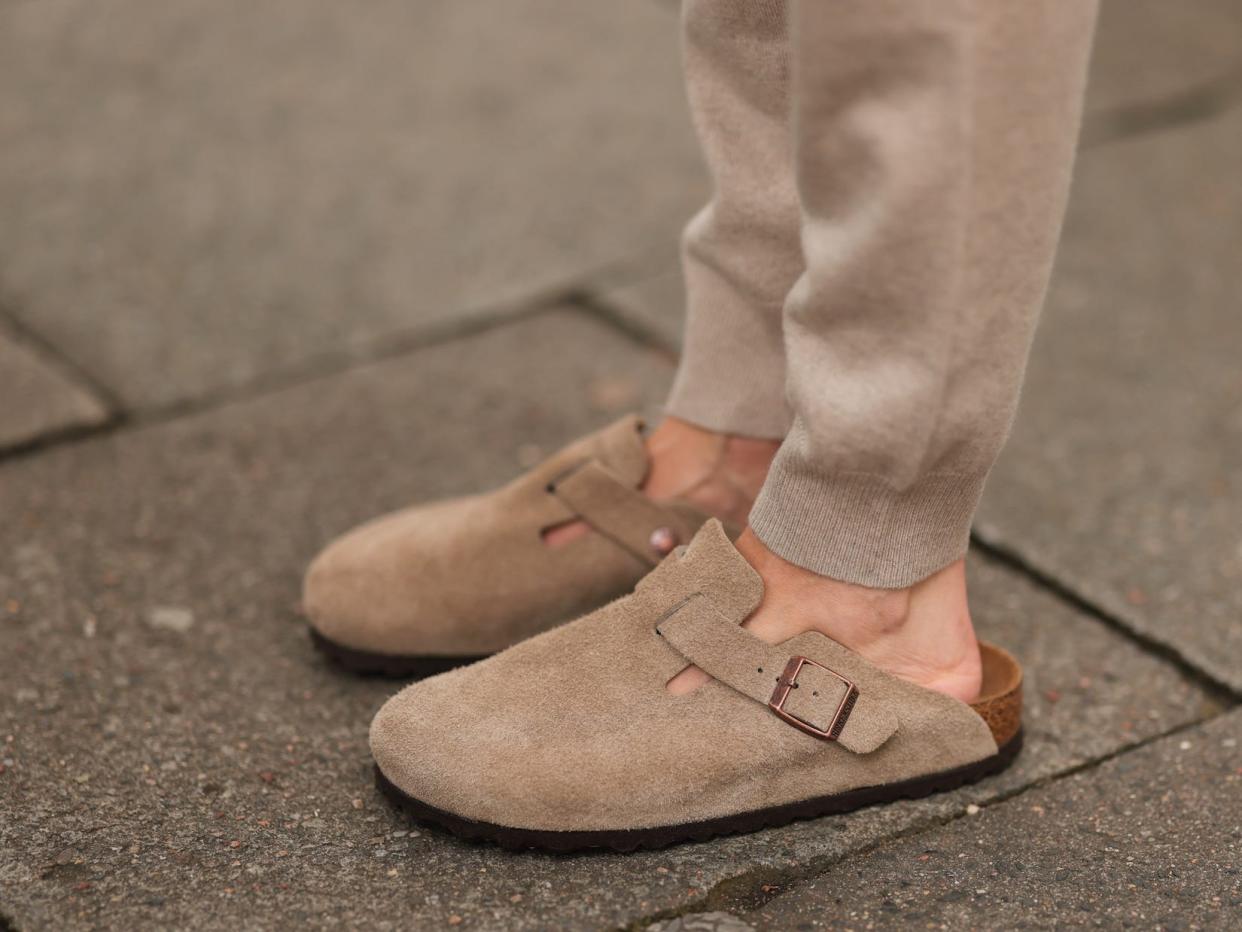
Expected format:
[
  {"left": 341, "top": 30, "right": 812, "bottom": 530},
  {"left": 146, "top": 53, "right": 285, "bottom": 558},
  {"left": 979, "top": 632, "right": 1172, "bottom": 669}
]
[
  {"left": 749, "top": 0, "right": 1099, "bottom": 587},
  {"left": 664, "top": 0, "right": 801, "bottom": 440},
  {"left": 666, "top": 260, "right": 792, "bottom": 439}
]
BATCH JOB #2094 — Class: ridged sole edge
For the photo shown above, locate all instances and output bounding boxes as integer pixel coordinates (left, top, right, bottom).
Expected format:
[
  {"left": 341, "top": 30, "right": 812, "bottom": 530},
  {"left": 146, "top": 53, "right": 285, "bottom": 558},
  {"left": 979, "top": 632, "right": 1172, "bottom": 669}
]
[{"left": 375, "top": 728, "right": 1024, "bottom": 853}]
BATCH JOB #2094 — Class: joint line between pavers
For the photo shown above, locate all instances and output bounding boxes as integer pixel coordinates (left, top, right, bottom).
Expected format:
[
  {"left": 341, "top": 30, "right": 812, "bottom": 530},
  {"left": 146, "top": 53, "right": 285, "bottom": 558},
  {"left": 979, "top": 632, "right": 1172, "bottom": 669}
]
[
  {"left": 0, "top": 300, "right": 126, "bottom": 417},
  {"left": 970, "top": 532, "right": 1242, "bottom": 705},
  {"left": 567, "top": 289, "right": 680, "bottom": 359},
  {"left": 0, "top": 289, "right": 579, "bottom": 471}
]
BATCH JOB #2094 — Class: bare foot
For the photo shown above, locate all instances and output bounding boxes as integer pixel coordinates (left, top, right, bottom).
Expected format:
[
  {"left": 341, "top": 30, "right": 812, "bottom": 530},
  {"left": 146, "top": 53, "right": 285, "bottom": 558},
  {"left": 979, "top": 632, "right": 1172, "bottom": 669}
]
[
  {"left": 543, "top": 417, "right": 780, "bottom": 547},
  {"left": 667, "top": 529, "right": 983, "bottom": 703}
]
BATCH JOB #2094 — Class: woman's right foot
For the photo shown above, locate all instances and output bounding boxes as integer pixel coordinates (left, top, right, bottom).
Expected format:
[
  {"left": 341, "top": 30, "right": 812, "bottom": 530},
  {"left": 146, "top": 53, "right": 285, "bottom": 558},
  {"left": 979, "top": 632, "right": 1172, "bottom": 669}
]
[{"left": 303, "top": 415, "right": 737, "bottom": 677}]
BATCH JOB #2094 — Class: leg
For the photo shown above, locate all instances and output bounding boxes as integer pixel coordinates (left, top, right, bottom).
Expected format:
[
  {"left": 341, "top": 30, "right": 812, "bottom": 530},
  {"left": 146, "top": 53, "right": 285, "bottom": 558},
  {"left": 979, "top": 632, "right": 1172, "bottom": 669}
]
[
  {"left": 369, "top": 0, "right": 1083, "bottom": 843},
  {"left": 673, "top": 0, "right": 1099, "bottom": 700},
  {"left": 644, "top": 0, "right": 800, "bottom": 523},
  {"left": 753, "top": 0, "right": 1099, "bottom": 587}
]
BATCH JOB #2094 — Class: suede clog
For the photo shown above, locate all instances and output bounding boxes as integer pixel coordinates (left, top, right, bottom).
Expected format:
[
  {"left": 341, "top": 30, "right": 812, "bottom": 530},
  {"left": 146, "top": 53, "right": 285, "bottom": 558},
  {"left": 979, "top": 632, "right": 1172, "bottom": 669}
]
[
  {"left": 369, "top": 520, "right": 1024, "bottom": 852},
  {"left": 303, "top": 416, "right": 718, "bottom": 677}
]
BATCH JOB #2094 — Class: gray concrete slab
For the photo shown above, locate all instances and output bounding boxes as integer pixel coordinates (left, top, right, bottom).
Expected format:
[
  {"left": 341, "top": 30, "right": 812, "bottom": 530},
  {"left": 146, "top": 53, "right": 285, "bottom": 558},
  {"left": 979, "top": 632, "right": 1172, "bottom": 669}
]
[
  {"left": 0, "top": 333, "right": 109, "bottom": 451},
  {"left": 0, "top": 312, "right": 1214, "bottom": 930},
  {"left": 1087, "top": 0, "right": 1242, "bottom": 117},
  {"left": 745, "top": 708, "right": 1242, "bottom": 931},
  {"left": 977, "top": 110, "right": 1242, "bottom": 694},
  {"left": 0, "top": 0, "right": 703, "bottom": 410}
]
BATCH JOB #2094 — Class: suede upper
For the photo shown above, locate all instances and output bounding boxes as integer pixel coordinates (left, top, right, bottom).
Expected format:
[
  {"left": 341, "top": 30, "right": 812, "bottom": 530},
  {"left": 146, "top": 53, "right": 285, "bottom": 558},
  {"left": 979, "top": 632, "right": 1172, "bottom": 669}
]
[
  {"left": 303, "top": 416, "right": 713, "bottom": 656},
  {"left": 370, "top": 520, "right": 1002, "bottom": 833}
]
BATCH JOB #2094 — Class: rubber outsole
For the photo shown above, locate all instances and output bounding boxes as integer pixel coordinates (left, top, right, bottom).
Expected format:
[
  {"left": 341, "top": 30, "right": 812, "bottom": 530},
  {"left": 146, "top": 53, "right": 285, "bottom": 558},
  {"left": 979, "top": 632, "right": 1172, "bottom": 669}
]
[
  {"left": 309, "top": 627, "right": 485, "bottom": 679},
  {"left": 375, "top": 727, "right": 1024, "bottom": 853}
]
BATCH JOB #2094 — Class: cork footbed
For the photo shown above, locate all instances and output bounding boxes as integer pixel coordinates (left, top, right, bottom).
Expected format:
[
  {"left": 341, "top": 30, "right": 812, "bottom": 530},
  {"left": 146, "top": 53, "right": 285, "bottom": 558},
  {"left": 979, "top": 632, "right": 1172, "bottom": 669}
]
[{"left": 969, "top": 642, "right": 1023, "bottom": 747}]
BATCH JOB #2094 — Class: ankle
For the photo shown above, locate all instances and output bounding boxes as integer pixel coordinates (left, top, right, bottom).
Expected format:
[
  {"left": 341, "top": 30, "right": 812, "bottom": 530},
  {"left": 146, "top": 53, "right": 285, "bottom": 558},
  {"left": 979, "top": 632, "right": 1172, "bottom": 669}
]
[
  {"left": 642, "top": 418, "right": 780, "bottom": 527},
  {"left": 736, "top": 532, "right": 982, "bottom": 702},
  {"left": 669, "top": 532, "right": 982, "bottom": 702}
]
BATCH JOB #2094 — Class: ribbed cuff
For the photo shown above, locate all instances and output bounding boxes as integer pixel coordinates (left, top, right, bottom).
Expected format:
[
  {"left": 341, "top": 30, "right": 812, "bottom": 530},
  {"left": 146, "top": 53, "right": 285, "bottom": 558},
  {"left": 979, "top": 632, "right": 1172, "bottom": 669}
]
[
  {"left": 748, "top": 460, "right": 986, "bottom": 589},
  {"left": 664, "top": 259, "right": 793, "bottom": 440}
]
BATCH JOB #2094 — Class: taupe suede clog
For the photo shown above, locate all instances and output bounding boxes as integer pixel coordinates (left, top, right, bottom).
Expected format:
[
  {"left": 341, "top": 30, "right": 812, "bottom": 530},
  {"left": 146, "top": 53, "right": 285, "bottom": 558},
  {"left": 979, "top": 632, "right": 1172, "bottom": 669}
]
[
  {"left": 303, "top": 416, "right": 718, "bottom": 677},
  {"left": 369, "top": 520, "right": 1024, "bottom": 852}
]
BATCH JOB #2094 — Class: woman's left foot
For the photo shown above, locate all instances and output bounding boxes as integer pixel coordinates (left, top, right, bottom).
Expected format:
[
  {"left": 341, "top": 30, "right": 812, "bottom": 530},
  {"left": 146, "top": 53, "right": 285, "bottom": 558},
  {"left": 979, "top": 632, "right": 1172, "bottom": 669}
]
[{"left": 370, "top": 521, "right": 1023, "bottom": 852}]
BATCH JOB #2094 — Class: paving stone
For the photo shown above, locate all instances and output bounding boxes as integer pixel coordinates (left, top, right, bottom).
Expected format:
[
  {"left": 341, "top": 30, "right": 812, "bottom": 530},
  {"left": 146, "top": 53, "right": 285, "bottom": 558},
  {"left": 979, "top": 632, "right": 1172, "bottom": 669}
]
[
  {"left": 0, "top": 333, "right": 109, "bottom": 451},
  {"left": 1087, "top": 0, "right": 1242, "bottom": 117},
  {"left": 978, "top": 110, "right": 1242, "bottom": 694},
  {"left": 0, "top": 312, "right": 1214, "bottom": 931},
  {"left": 747, "top": 709, "right": 1242, "bottom": 930},
  {"left": 0, "top": 0, "right": 704, "bottom": 409}
]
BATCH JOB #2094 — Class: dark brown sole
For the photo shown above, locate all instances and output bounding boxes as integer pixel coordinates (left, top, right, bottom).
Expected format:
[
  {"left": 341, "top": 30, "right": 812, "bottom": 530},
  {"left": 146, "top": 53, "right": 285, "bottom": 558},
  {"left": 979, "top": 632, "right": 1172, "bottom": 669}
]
[
  {"left": 309, "top": 627, "right": 485, "bottom": 679},
  {"left": 375, "top": 727, "right": 1024, "bottom": 853}
]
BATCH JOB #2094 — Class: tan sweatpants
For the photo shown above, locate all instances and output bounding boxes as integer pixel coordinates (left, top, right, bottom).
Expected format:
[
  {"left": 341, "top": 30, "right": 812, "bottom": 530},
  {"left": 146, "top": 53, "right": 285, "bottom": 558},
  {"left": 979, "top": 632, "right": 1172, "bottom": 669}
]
[{"left": 666, "top": 0, "right": 1099, "bottom": 588}]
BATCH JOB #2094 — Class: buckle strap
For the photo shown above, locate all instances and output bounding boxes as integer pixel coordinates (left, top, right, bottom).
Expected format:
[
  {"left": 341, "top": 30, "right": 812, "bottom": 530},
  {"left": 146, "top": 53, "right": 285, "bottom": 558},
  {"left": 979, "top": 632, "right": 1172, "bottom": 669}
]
[
  {"left": 550, "top": 461, "right": 697, "bottom": 567},
  {"left": 656, "top": 593, "right": 898, "bottom": 754}
]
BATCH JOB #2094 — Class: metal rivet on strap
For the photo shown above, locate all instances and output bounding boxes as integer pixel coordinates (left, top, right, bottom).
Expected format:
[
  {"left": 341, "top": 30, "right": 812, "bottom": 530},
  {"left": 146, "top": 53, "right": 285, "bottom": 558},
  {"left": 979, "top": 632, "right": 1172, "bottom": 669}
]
[{"left": 649, "top": 526, "right": 678, "bottom": 556}]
